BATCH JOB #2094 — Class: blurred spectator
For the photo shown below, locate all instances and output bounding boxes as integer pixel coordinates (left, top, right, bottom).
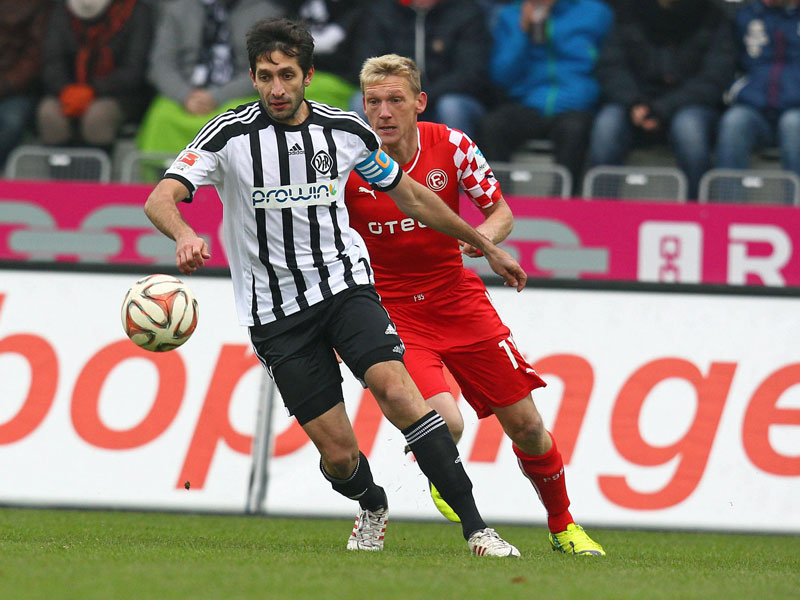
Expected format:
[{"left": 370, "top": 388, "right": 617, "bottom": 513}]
[
  {"left": 477, "top": 0, "right": 613, "bottom": 189},
  {"left": 137, "top": 0, "right": 284, "bottom": 154},
  {"left": 588, "top": 0, "right": 736, "bottom": 199},
  {"left": 280, "top": 0, "right": 365, "bottom": 110},
  {"left": 0, "top": 0, "right": 51, "bottom": 170},
  {"left": 348, "top": 0, "right": 492, "bottom": 138},
  {"left": 36, "top": 0, "right": 154, "bottom": 150},
  {"left": 716, "top": 0, "right": 800, "bottom": 179}
]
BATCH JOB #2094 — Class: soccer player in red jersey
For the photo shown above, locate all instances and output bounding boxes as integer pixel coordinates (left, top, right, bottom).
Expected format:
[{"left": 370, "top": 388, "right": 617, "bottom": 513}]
[{"left": 345, "top": 54, "right": 605, "bottom": 556}]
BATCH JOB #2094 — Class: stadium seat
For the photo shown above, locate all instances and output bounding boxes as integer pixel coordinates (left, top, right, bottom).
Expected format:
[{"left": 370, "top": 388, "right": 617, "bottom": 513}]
[
  {"left": 119, "top": 151, "right": 177, "bottom": 183},
  {"left": 4, "top": 144, "right": 112, "bottom": 182},
  {"left": 581, "top": 166, "right": 688, "bottom": 202},
  {"left": 489, "top": 161, "right": 572, "bottom": 198},
  {"left": 698, "top": 168, "right": 800, "bottom": 206}
]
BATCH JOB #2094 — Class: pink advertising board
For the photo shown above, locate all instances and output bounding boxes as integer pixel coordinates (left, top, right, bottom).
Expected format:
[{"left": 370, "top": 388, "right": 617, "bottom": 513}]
[{"left": 1, "top": 180, "right": 799, "bottom": 287}]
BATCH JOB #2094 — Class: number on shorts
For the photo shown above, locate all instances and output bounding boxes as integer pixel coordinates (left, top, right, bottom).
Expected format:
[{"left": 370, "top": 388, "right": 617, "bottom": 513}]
[{"left": 498, "top": 336, "right": 519, "bottom": 370}]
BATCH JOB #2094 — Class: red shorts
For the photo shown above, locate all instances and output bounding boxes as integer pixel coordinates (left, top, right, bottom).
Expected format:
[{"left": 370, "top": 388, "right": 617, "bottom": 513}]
[{"left": 382, "top": 270, "right": 546, "bottom": 418}]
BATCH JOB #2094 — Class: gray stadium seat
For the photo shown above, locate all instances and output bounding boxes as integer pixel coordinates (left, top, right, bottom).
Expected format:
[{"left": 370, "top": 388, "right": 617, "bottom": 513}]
[
  {"left": 119, "top": 151, "right": 176, "bottom": 183},
  {"left": 4, "top": 145, "right": 112, "bottom": 182},
  {"left": 698, "top": 169, "right": 800, "bottom": 206},
  {"left": 582, "top": 166, "right": 688, "bottom": 202},
  {"left": 489, "top": 162, "right": 572, "bottom": 198}
]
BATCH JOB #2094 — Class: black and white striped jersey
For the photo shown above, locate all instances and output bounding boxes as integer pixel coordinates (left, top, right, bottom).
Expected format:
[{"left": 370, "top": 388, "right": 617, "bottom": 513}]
[{"left": 164, "top": 99, "right": 402, "bottom": 326}]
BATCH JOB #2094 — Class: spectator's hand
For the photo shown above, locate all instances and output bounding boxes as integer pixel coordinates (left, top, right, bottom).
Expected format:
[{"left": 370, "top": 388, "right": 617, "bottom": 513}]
[
  {"left": 630, "top": 103, "right": 661, "bottom": 132},
  {"left": 60, "top": 84, "right": 95, "bottom": 117},
  {"left": 520, "top": 0, "right": 552, "bottom": 34},
  {"left": 184, "top": 89, "right": 217, "bottom": 115}
]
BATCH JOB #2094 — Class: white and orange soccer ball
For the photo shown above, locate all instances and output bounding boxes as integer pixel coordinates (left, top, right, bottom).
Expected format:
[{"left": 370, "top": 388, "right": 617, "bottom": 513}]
[{"left": 121, "top": 274, "right": 198, "bottom": 352}]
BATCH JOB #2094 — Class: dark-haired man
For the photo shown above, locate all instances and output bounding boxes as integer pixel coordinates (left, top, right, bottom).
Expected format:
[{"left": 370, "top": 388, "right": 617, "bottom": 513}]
[{"left": 144, "top": 17, "right": 525, "bottom": 557}]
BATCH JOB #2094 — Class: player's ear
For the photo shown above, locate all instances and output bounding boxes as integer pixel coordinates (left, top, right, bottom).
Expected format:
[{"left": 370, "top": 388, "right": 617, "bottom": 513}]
[
  {"left": 250, "top": 68, "right": 256, "bottom": 88},
  {"left": 304, "top": 66, "right": 315, "bottom": 87},
  {"left": 416, "top": 91, "right": 428, "bottom": 114}
]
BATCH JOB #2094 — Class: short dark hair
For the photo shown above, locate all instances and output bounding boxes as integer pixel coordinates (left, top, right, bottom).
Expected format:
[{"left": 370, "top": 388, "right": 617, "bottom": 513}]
[{"left": 246, "top": 18, "right": 314, "bottom": 76}]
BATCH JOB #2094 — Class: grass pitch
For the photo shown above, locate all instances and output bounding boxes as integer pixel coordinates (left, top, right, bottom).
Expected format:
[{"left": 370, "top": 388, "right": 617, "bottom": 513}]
[{"left": 1, "top": 508, "right": 797, "bottom": 600}]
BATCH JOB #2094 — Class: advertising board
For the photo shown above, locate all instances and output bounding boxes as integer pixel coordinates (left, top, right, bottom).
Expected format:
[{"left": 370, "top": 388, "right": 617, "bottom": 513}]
[{"left": 2, "top": 269, "right": 797, "bottom": 532}]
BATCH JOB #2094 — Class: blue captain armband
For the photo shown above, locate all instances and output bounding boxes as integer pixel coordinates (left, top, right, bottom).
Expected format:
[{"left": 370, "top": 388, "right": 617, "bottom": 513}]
[{"left": 355, "top": 149, "right": 402, "bottom": 191}]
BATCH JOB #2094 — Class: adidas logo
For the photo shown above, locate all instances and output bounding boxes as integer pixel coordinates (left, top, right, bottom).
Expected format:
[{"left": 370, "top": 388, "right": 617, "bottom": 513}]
[
  {"left": 288, "top": 143, "right": 304, "bottom": 155},
  {"left": 392, "top": 345, "right": 404, "bottom": 354},
  {"left": 384, "top": 323, "right": 397, "bottom": 335}
]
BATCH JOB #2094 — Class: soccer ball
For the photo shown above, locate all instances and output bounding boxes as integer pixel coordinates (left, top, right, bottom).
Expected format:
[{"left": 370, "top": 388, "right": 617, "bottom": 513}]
[{"left": 121, "top": 274, "right": 198, "bottom": 352}]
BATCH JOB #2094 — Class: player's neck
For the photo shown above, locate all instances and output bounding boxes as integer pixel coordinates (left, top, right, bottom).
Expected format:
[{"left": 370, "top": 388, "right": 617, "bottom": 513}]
[{"left": 383, "top": 131, "right": 418, "bottom": 167}]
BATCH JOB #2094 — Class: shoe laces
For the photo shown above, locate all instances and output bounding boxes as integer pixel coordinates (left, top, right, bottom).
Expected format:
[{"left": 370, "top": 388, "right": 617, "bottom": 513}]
[
  {"left": 552, "top": 524, "right": 604, "bottom": 554},
  {"left": 354, "top": 508, "right": 387, "bottom": 546},
  {"left": 469, "top": 528, "right": 516, "bottom": 555}
]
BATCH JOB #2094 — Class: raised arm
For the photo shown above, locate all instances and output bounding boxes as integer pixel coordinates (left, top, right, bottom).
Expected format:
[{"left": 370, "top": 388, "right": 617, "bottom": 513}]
[
  {"left": 144, "top": 178, "right": 210, "bottom": 275},
  {"left": 386, "top": 173, "right": 526, "bottom": 291}
]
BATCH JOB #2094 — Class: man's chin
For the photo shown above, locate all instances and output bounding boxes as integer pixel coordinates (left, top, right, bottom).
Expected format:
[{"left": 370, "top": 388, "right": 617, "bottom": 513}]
[{"left": 377, "top": 129, "right": 400, "bottom": 143}]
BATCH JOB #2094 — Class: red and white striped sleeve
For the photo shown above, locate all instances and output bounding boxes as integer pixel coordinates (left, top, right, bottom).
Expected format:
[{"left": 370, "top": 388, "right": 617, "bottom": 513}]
[{"left": 449, "top": 129, "right": 503, "bottom": 209}]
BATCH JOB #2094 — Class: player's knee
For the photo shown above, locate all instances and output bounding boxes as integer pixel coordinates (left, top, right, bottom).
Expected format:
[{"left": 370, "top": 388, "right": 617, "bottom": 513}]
[
  {"left": 507, "top": 410, "right": 547, "bottom": 450},
  {"left": 320, "top": 445, "right": 360, "bottom": 479}
]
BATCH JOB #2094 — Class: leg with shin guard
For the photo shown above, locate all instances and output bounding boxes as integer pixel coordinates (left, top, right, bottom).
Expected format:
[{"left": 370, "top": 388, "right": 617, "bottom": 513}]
[{"left": 403, "top": 411, "right": 487, "bottom": 539}]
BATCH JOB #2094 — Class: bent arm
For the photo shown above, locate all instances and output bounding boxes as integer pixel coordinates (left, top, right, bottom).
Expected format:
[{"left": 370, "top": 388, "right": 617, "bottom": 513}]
[
  {"left": 144, "top": 178, "right": 210, "bottom": 274},
  {"left": 461, "top": 197, "right": 514, "bottom": 257},
  {"left": 386, "top": 173, "right": 526, "bottom": 291}
]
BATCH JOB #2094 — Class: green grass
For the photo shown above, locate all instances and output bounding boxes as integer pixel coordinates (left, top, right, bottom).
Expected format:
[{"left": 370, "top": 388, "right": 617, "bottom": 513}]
[{"left": 1, "top": 508, "right": 797, "bottom": 600}]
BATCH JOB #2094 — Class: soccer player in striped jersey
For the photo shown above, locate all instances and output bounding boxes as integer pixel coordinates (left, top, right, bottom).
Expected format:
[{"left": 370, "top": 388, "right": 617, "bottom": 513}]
[
  {"left": 144, "top": 18, "right": 524, "bottom": 557},
  {"left": 345, "top": 54, "right": 605, "bottom": 556}
]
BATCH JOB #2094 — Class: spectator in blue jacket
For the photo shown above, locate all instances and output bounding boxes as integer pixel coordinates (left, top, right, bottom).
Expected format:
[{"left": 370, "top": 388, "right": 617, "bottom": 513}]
[
  {"left": 588, "top": 0, "right": 735, "bottom": 200},
  {"left": 716, "top": 0, "right": 800, "bottom": 180},
  {"left": 478, "top": 0, "right": 613, "bottom": 188}
]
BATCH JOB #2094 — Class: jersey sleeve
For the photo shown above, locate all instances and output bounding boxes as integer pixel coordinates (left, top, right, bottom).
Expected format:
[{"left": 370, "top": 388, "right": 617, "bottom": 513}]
[
  {"left": 163, "top": 147, "right": 222, "bottom": 202},
  {"left": 355, "top": 148, "right": 402, "bottom": 192},
  {"left": 449, "top": 129, "right": 503, "bottom": 209}
]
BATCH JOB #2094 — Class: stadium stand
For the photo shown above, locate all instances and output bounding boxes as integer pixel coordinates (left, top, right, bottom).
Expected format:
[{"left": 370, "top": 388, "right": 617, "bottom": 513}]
[
  {"left": 582, "top": 165, "right": 688, "bottom": 202},
  {"left": 698, "top": 168, "right": 800, "bottom": 206},
  {"left": 490, "top": 162, "right": 572, "bottom": 199},
  {"left": 4, "top": 145, "right": 112, "bottom": 182},
  {"left": 119, "top": 150, "right": 175, "bottom": 183}
]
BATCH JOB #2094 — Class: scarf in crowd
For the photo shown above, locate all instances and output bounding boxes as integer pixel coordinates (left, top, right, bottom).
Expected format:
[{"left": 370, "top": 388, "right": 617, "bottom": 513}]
[
  {"left": 191, "top": 0, "right": 235, "bottom": 87},
  {"left": 69, "top": 0, "right": 137, "bottom": 84}
]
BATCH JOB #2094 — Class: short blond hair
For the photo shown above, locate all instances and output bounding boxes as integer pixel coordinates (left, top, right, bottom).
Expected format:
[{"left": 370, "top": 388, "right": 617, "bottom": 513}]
[{"left": 359, "top": 54, "right": 422, "bottom": 96}]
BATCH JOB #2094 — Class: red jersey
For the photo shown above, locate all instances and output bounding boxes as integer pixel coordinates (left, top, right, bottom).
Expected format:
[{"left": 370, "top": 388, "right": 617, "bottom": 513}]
[{"left": 345, "top": 121, "right": 502, "bottom": 300}]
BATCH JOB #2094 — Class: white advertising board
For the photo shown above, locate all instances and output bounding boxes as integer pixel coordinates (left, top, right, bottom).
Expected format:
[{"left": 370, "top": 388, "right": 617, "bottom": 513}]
[{"left": 1, "top": 269, "right": 798, "bottom": 532}]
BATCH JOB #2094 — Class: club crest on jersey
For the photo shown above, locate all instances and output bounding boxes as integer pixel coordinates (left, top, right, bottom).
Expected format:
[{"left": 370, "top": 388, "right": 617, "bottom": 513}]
[
  {"left": 426, "top": 169, "right": 448, "bottom": 191},
  {"left": 251, "top": 180, "right": 340, "bottom": 209},
  {"left": 312, "top": 150, "right": 333, "bottom": 174}
]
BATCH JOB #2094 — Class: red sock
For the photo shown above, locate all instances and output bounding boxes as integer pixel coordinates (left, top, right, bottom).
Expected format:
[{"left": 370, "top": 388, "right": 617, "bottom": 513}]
[{"left": 513, "top": 433, "right": 573, "bottom": 533}]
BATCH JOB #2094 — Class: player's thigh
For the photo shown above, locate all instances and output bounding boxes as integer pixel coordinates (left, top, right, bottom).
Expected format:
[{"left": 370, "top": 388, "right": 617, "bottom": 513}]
[
  {"left": 403, "top": 342, "right": 451, "bottom": 400},
  {"left": 325, "top": 285, "right": 405, "bottom": 383},
  {"left": 362, "top": 359, "right": 430, "bottom": 429},
  {"left": 250, "top": 316, "right": 344, "bottom": 426}
]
